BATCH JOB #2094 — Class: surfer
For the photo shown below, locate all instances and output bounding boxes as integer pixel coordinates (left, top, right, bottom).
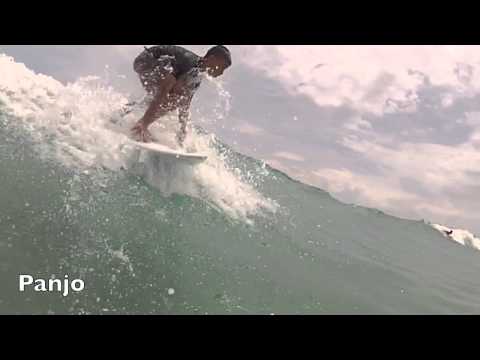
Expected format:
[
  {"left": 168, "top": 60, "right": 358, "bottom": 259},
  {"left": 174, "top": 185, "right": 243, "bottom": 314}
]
[{"left": 131, "top": 45, "right": 232, "bottom": 145}]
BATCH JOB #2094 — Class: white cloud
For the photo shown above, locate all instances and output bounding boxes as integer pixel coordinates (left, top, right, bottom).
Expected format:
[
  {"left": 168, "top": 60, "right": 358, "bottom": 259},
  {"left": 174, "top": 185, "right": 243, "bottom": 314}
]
[
  {"left": 235, "top": 123, "right": 265, "bottom": 136},
  {"left": 111, "top": 45, "right": 144, "bottom": 57},
  {"left": 319, "top": 131, "right": 480, "bottom": 226},
  {"left": 312, "top": 167, "right": 417, "bottom": 206},
  {"left": 311, "top": 167, "right": 467, "bottom": 222},
  {"left": 273, "top": 151, "right": 305, "bottom": 162},
  {"left": 343, "top": 116, "right": 372, "bottom": 132},
  {"left": 240, "top": 45, "right": 480, "bottom": 115},
  {"left": 340, "top": 136, "right": 480, "bottom": 190}
]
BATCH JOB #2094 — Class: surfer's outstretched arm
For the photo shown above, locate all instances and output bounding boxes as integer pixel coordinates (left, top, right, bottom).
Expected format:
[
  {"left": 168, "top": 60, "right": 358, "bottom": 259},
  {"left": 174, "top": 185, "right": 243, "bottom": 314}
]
[{"left": 131, "top": 74, "right": 177, "bottom": 142}]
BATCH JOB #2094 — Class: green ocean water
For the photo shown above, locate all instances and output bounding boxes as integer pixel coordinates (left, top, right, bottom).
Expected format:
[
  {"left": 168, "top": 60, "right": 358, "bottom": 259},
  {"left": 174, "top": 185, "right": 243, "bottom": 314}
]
[{"left": 1, "top": 117, "right": 480, "bottom": 315}]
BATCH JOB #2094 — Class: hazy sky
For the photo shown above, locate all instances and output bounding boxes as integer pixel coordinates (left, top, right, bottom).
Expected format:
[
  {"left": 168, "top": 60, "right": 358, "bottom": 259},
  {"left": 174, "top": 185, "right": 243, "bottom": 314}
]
[{"left": 1, "top": 45, "right": 480, "bottom": 234}]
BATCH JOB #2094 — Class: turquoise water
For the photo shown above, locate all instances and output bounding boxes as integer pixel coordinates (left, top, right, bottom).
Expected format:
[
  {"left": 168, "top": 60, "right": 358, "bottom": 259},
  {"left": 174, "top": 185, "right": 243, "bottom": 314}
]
[{"left": 2, "top": 118, "right": 480, "bottom": 314}]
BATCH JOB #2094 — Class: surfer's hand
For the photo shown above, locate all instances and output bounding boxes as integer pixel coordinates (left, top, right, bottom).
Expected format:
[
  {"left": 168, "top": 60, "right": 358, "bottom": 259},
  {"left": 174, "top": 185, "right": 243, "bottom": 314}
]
[{"left": 131, "top": 120, "right": 153, "bottom": 143}]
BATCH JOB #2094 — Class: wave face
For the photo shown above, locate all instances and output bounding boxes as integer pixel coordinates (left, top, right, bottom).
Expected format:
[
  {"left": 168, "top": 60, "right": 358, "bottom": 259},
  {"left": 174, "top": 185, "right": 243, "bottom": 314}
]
[{"left": 1, "top": 54, "right": 480, "bottom": 314}]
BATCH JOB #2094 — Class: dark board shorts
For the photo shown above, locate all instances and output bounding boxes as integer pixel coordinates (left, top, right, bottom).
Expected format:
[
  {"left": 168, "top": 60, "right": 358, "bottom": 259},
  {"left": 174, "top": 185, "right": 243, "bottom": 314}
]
[{"left": 134, "top": 52, "right": 175, "bottom": 95}]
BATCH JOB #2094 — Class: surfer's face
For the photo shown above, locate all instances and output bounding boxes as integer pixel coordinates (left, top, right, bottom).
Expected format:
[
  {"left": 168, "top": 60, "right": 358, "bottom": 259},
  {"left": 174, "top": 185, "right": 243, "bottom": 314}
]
[{"left": 204, "top": 56, "right": 230, "bottom": 78}]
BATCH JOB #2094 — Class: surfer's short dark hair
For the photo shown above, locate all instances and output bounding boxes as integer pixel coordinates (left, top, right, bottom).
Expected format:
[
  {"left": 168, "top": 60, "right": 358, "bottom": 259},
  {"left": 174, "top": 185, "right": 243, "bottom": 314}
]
[{"left": 205, "top": 45, "right": 232, "bottom": 67}]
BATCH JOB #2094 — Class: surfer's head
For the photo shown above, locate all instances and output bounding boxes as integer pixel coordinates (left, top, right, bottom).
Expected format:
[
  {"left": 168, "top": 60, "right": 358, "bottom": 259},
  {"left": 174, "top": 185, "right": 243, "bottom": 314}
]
[{"left": 201, "top": 45, "right": 232, "bottom": 77}]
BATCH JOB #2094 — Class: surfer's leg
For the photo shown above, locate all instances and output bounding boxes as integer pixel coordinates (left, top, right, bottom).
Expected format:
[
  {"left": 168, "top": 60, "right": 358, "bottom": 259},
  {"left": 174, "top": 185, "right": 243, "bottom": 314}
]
[{"left": 132, "top": 56, "right": 178, "bottom": 142}]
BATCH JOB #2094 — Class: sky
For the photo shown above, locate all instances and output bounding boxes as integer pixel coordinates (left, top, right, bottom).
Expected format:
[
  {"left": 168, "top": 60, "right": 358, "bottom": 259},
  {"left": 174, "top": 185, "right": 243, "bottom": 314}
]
[{"left": 1, "top": 45, "right": 480, "bottom": 234}]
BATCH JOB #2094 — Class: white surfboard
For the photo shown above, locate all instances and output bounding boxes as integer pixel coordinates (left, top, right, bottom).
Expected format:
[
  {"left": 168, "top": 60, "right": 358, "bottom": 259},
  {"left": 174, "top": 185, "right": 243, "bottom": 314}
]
[{"left": 130, "top": 141, "right": 208, "bottom": 162}]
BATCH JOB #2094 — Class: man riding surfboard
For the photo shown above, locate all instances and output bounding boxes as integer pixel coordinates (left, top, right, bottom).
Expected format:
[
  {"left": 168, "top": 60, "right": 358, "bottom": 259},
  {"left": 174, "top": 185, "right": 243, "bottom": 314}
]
[{"left": 131, "top": 45, "right": 232, "bottom": 146}]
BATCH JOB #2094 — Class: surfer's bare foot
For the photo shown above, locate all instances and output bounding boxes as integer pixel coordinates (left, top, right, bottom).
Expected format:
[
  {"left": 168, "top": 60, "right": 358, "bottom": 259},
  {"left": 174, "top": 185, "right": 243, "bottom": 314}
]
[{"left": 131, "top": 120, "right": 153, "bottom": 142}]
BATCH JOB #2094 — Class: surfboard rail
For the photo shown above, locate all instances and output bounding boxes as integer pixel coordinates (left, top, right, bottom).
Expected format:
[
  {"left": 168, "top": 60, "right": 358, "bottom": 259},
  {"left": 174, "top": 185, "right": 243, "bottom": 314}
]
[{"left": 130, "top": 141, "right": 208, "bottom": 162}]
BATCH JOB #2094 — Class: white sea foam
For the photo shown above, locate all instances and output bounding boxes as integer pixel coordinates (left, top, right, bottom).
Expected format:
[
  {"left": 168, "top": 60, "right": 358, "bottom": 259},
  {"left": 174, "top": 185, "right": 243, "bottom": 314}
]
[{"left": 431, "top": 223, "right": 480, "bottom": 251}]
